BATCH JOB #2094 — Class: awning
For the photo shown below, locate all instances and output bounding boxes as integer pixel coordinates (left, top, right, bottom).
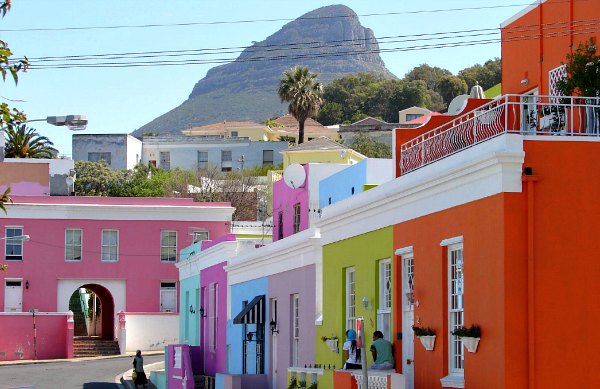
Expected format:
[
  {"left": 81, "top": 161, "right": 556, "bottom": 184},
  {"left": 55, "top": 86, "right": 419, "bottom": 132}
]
[{"left": 233, "top": 295, "right": 265, "bottom": 324}]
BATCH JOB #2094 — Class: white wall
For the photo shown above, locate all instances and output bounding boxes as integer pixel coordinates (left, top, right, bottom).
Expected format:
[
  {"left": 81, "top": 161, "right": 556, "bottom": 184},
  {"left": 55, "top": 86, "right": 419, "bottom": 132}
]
[
  {"left": 123, "top": 313, "right": 179, "bottom": 352},
  {"left": 126, "top": 136, "right": 143, "bottom": 169}
]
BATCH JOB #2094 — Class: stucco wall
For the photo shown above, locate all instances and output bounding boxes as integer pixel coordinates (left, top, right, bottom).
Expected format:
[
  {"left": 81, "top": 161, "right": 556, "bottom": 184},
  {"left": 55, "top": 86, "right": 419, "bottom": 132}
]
[
  {"left": 141, "top": 140, "right": 287, "bottom": 171},
  {"left": 72, "top": 134, "right": 132, "bottom": 170},
  {"left": 268, "top": 265, "right": 316, "bottom": 389},
  {"left": 227, "top": 278, "right": 268, "bottom": 375},
  {"left": 123, "top": 313, "right": 179, "bottom": 352},
  {"left": 179, "top": 275, "right": 200, "bottom": 345},
  {"left": 0, "top": 312, "right": 71, "bottom": 361},
  {"left": 0, "top": 162, "right": 49, "bottom": 195},
  {"left": 317, "top": 226, "right": 393, "bottom": 370},
  {"left": 272, "top": 168, "right": 309, "bottom": 241},
  {"left": 200, "top": 261, "right": 228, "bottom": 377}
]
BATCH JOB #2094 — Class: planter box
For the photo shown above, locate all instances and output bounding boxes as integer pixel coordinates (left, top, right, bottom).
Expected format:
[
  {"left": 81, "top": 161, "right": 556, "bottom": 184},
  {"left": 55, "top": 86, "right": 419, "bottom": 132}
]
[
  {"left": 418, "top": 335, "right": 436, "bottom": 351},
  {"left": 325, "top": 339, "right": 339, "bottom": 353},
  {"left": 460, "top": 336, "right": 480, "bottom": 353}
]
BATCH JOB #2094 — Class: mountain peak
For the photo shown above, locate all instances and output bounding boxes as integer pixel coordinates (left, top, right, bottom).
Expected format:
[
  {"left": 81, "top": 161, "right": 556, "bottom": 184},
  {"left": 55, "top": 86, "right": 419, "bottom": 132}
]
[{"left": 135, "top": 5, "right": 395, "bottom": 136}]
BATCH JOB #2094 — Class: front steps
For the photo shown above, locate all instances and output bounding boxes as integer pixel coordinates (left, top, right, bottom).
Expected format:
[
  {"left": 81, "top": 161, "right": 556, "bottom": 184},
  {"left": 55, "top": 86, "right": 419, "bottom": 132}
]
[{"left": 74, "top": 336, "right": 120, "bottom": 358}]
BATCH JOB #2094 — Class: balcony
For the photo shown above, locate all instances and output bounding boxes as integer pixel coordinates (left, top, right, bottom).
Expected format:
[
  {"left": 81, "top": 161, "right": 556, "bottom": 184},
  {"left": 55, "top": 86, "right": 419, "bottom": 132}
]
[{"left": 400, "top": 94, "right": 600, "bottom": 175}]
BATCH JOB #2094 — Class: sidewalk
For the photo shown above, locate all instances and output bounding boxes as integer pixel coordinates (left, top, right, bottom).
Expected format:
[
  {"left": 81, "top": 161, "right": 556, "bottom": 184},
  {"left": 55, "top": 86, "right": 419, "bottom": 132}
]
[
  {"left": 120, "top": 361, "right": 164, "bottom": 389},
  {"left": 0, "top": 350, "right": 164, "bottom": 367}
]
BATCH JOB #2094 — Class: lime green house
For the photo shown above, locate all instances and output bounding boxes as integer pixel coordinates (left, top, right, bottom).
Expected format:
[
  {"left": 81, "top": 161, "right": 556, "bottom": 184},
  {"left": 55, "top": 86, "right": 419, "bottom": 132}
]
[{"left": 316, "top": 226, "right": 394, "bottom": 372}]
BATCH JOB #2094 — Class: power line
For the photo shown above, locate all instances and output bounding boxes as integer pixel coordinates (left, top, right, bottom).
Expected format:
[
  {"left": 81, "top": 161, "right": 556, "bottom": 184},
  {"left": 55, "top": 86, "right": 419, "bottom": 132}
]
[
  {"left": 0, "top": 3, "right": 538, "bottom": 33},
  {"left": 24, "top": 19, "right": 600, "bottom": 70}
]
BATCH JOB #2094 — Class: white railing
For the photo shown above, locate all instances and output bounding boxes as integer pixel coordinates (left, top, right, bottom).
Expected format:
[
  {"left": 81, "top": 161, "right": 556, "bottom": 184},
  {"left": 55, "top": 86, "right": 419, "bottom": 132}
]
[
  {"left": 287, "top": 367, "right": 323, "bottom": 388},
  {"left": 400, "top": 94, "right": 600, "bottom": 174},
  {"left": 351, "top": 370, "right": 405, "bottom": 389}
]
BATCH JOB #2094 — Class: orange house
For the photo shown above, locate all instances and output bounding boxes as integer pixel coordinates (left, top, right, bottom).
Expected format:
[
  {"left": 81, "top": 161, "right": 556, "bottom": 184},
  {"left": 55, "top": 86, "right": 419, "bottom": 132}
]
[{"left": 391, "top": 1, "right": 600, "bottom": 388}]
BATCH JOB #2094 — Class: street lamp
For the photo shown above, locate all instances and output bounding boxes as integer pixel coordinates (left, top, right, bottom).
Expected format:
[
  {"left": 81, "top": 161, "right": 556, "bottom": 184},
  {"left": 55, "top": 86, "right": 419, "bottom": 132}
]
[
  {"left": 29, "top": 115, "right": 88, "bottom": 131},
  {"left": 0, "top": 114, "right": 87, "bottom": 162}
]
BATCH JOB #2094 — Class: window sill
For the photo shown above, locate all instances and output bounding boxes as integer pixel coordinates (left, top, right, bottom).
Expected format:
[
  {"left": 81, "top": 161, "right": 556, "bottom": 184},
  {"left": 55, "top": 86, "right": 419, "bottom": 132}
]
[{"left": 440, "top": 373, "right": 464, "bottom": 388}]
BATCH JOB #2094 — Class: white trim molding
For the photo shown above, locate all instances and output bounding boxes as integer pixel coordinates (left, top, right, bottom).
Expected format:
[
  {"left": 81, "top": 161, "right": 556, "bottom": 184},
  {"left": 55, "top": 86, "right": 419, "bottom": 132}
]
[
  {"left": 440, "top": 373, "right": 465, "bottom": 388},
  {"left": 318, "top": 134, "right": 524, "bottom": 246},
  {"left": 395, "top": 246, "right": 414, "bottom": 256},
  {"left": 440, "top": 236, "right": 464, "bottom": 247}
]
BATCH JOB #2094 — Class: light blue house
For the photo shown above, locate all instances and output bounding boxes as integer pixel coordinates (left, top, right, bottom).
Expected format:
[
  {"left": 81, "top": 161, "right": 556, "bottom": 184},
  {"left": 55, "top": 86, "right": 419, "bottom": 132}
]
[{"left": 318, "top": 158, "right": 393, "bottom": 208}]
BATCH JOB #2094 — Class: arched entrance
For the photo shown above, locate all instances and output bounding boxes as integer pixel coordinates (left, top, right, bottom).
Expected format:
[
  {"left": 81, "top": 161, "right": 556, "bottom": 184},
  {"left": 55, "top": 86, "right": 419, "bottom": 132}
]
[{"left": 68, "top": 283, "right": 115, "bottom": 340}]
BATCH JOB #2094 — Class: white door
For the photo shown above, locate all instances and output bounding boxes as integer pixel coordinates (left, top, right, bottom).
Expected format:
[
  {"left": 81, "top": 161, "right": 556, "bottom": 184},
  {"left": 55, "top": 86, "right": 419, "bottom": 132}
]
[
  {"left": 160, "top": 282, "right": 177, "bottom": 312},
  {"left": 402, "top": 256, "right": 415, "bottom": 389},
  {"left": 521, "top": 89, "right": 539, "bottom": 133},
  {"left": 4, "top": 280, "right": 23, "bottom": 312}
]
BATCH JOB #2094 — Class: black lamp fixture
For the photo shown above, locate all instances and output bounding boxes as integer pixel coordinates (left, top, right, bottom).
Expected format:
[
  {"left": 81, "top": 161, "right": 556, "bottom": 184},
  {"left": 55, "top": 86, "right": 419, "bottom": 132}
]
[
  {"left": 269, "top": 319, "right": 279, "bottom": 335},
  {"left": 199, "top": 306, "right": 206, "bottom": 318},
  {"left": 246, "top": 331, "right": 255, "bottom": 342},
  {"left": 25, "top": 280, "right": 29, "bottom": 290},
  {"left": 189, "top": 305, "right": 195, "bottom": 314}
]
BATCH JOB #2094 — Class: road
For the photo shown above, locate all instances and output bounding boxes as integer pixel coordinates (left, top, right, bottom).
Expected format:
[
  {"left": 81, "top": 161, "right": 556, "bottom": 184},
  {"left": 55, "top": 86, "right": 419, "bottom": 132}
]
[{"left": 0, "top": 354, "right": 164, "bottom": 389}]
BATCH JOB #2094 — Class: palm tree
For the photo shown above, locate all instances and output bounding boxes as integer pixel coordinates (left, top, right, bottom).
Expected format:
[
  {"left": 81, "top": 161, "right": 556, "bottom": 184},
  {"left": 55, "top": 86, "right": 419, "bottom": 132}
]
[
  {"left": 3, "top": 124, "right": 57, "bottom": 158},
  {"left": 278, "top": 66, "right": 323, "bottom": 144}
]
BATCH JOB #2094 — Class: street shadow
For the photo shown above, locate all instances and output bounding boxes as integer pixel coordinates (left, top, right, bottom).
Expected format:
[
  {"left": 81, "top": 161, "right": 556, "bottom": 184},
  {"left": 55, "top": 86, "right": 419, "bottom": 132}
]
[{"left": 83, "top": 383, "right": 120, "bottom": 388}]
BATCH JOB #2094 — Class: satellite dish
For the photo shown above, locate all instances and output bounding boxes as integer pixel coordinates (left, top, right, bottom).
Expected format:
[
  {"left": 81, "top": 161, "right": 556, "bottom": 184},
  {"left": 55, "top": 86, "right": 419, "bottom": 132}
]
[
  {"left": 283, "top": 163, "right": 306, "bottom": 189},
  {"left": 447, "top": 94, "right": 469, "bottom": 115}
]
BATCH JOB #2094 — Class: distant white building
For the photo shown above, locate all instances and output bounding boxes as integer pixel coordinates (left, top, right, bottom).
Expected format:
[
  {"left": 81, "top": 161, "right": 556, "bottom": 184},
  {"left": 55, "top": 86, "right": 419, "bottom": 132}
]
[
  {"left": 72, "top": 134, "right": 288, "bottom": 171},
  {"left": 72, "top": 134, "right": 142, "bottom": 170}
]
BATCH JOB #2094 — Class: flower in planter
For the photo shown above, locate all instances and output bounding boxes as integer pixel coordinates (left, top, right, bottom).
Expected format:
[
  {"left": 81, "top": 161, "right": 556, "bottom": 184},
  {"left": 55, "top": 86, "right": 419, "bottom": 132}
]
[
  {"left": 412, "top": 325, "right": 436, "bottom": 337},
  {"left": 451, "top": 324, "right": 481, "bottom": 338},
  {"left": 451, "top": 324, "right": 481, "bottom": 353}
]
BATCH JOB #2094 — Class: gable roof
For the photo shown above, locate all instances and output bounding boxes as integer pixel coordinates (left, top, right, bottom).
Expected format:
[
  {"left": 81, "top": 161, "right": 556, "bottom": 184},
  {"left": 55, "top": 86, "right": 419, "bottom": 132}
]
[
  {"left": 285, "top": 136, "right": 346, "bottom": 152},
  {"left": 352, "top": 117, "right": 389, "bottom": 126}
]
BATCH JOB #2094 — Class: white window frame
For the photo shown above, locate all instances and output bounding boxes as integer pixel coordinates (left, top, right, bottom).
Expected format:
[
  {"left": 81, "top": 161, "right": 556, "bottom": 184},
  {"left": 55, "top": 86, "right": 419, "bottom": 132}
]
[
  {"left": 377, "top": 258, "right": 392, "bottom": 342},
  {"left": 161, "top": 230, "right": 177, "bottom": 262},
  {"left": 346, "top": 267, "right": 356, "bottom": 331},
  {"left": 440, "top": 236, "right": 465, "bottom": 388},
  {"left": 101, "top": 229, "right": 119, "bottom": 262},
  {"left": 160, "top": 151, "right": 171, "bottom": 170},
  {"left": 65, "top": 229, "right": 82, "bottom": 261},
  {"left": 208, "top": 283, "right": 218, "bottom": 353},
  {"left": 4, "top": 227, "right": 24, "bottom": 261},
  {"left": 197, "top": 151, "right": 209, "bottom": 170},
  {"left": 293, "top": 203, "right": 301, "bottom": 234},
  {"left": 160, "top": 281, "right": 177, "bottom": 313},
  {"left": 291, "top": 293, "right": 300, "bottom": 367},
  {"left": 192, "top": 230, "right": 209, "bottom": 244}
]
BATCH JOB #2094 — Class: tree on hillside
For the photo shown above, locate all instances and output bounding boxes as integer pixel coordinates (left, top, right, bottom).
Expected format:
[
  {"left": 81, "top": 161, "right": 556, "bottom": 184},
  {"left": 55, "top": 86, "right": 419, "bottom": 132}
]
[
  {"left": 278, "top": 66, "right": 323, "bottom": 144},
  {"left": 347, "top": 133, "right": 392, "bottom": 158},
  {"left": 557, "top": 39, "right": 600, "bottom": 98},
  {"left": 405, "top": 64, "right": 452, "bottom": 91},
  {"left": 438, "top": 76, "right": 468, "bottom": 106},
  {"left": 387, "top": 80, "right": 432, "bottom": 113},
  {"left": 4, "top": 124, "right": 57, "bottom": 158},
  {"left": 1, "top": 0, "right": 29, "bottom": 213},
  {"left": 458, "top": 58, "right": 501, "bottom": 90}
]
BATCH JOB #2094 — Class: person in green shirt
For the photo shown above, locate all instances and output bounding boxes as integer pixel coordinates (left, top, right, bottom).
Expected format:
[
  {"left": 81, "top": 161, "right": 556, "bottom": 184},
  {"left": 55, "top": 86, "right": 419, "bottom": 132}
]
[{"left": 370, "top": 330, "right": 394, "bottom": 370}]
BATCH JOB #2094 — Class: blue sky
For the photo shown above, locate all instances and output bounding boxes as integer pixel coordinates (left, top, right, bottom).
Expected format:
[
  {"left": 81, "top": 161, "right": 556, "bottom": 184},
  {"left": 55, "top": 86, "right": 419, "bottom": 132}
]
[{"left": 0, "top": 0, "right": 529, "bottom": 156}]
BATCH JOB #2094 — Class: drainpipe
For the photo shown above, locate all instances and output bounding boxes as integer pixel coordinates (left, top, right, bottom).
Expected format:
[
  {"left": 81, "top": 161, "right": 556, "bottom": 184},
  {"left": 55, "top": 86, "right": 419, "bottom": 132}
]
[
  {"left": 539, "top": 0, "right": 544, "bottom": 94},
  {"left": 523, "top": 167, "right": 539, "bottom": 389}
]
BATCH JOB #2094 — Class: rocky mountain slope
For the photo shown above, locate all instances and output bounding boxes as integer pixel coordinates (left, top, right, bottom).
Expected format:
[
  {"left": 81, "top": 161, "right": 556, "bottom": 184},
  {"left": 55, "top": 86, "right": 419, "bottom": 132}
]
[{"left": 135, "top": 5, "right": 396, "bottom": 136}]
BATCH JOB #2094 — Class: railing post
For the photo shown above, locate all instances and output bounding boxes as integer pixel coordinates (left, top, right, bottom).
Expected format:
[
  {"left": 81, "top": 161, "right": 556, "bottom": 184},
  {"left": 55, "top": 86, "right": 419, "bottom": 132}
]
[{"left": 420, "top": 135, "right": 425, "bottom": 167}]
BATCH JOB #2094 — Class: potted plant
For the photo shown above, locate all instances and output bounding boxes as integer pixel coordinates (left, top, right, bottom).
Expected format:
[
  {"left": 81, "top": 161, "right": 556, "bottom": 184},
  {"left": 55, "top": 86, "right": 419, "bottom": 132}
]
[
  {"left": 451, "top": 324, "right": 481, "bottom": 353},
  {"left": 412, "top": 325, "right": 436, "bottom": 351}
]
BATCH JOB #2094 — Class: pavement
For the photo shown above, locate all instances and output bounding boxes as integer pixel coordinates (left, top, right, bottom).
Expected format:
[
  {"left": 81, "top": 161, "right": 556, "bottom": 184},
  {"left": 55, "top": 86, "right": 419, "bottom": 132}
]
[{"left": 0, "top": 350, "right": 164, "bottom": 389}]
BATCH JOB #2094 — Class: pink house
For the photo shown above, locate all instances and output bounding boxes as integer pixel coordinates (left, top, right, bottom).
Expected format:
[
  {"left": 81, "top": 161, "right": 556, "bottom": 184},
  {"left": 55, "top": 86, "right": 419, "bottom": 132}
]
[
  {"left": 272, "top": 163, "right": 348, "bottom": 241},
  {"left": 1, "top": 189, "right": 234, "bottom": 361}
]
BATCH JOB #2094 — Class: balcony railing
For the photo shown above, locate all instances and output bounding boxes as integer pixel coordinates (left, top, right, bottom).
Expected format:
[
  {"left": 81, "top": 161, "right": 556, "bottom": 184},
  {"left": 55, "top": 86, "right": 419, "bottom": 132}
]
[{"left": 400, "top": 94, "right": 600, "bottom": 175}]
